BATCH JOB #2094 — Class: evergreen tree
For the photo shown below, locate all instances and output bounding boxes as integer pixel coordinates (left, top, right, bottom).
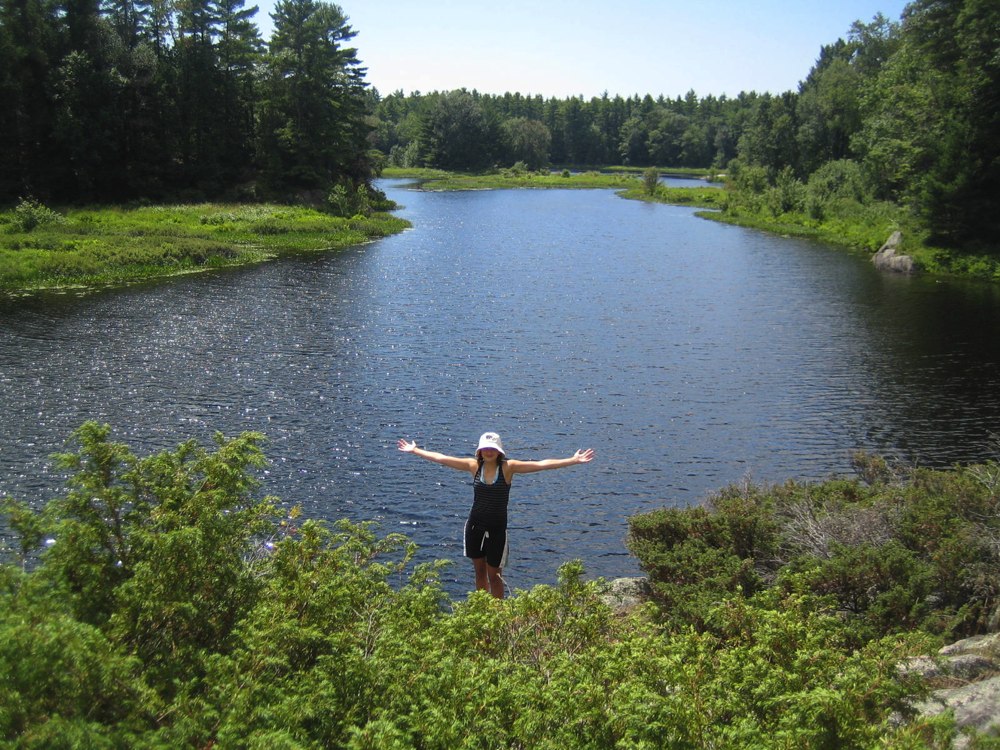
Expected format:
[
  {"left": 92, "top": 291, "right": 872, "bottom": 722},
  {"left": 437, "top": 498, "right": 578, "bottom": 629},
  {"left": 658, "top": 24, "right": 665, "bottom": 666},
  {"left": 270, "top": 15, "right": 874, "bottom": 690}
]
[
  {"left": 0, "top": 0, "right": 62, "bottom": 198},
  {"left": 903, "top": 0, "right": 1000, "bottom": 245},
  {"left": 213, "top": 0, "right": 261, "bottom": 182},
  {"left": 258, "top": 0, "right": 370, "bottom": 192}
]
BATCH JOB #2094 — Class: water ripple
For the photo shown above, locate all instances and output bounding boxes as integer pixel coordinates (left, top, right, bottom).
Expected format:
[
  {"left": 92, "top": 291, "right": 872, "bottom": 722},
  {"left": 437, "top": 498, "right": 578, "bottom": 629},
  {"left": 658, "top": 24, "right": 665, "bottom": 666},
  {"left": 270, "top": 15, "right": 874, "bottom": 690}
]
[{"left": 1, "top": 183, "right": 1000, "bottom": 595}]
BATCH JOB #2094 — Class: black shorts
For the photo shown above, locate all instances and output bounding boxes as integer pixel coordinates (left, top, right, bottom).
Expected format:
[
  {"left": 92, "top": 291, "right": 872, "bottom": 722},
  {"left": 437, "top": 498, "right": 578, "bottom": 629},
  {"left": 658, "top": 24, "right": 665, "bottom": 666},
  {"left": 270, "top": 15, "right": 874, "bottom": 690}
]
[{"left": 464, "top": 521, "right": 509, "bottom": 569}]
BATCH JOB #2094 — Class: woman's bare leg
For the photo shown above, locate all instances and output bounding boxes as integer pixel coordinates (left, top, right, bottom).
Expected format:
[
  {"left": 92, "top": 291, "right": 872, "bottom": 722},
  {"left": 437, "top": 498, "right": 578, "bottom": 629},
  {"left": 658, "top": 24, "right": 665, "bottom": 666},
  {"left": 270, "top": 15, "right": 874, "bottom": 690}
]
[
  {"left": 486, "top": 565, "right": 505, "bottom": 599},
  {"left": 472, "top": 557, "right": 489, "bottom": 592}
]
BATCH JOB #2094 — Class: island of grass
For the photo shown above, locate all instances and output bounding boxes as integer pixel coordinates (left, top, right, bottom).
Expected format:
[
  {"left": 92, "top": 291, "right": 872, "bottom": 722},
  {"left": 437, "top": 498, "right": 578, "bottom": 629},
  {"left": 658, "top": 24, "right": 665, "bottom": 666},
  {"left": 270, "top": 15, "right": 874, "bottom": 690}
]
[
  {"left": 0, "top": 202, "right": 411, "bottom": 294},
  {"left": 382, "top": 166, "right": 726, "bottom": 213}
]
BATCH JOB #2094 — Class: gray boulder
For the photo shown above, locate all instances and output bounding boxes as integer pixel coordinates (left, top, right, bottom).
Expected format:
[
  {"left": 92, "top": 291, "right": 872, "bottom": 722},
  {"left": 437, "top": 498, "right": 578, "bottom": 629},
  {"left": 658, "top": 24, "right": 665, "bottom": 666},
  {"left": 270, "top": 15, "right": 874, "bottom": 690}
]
[
  {"left": 598, "top": 576, "right": 651, "bottom": 610},
  {"left": 905, "top": 633, "right": 1000, "bottom": 747},
  {"left": 872, "top": 231, "right": 919, "bottom": 275}
]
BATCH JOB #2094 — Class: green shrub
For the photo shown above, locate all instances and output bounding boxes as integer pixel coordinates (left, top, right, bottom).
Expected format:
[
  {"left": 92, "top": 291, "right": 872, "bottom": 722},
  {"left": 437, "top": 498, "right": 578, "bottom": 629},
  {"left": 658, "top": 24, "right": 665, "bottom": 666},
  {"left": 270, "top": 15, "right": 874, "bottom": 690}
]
[
  {"left": 766, "top": 166, "right": 806, "bottom": 216},
  {"left": 805, "top": 159, "right": 872, "bottom": 219},
  {"left": 642, "top": 167, "right": 659, "bottom": 196},
  {"left": 0, "top": 427, "right": 963, "bottom": 747},
  {"left": 780, "top": 541, "right": 936, "bottom": 638},
  {"left": 12, "top": 197, "right": 64, "bottom": 232},
  {"left": 504, "top": 160, "right": 530, "bottom": 177},
  {"left": 328, "top": 182, "right": 373, "bottom": 218},
  {"left": 630, "top": 460, "right": 1000, "bottom": 639},
  {"left": 627, "top": 483, "right": 780, "bottom": 629}
]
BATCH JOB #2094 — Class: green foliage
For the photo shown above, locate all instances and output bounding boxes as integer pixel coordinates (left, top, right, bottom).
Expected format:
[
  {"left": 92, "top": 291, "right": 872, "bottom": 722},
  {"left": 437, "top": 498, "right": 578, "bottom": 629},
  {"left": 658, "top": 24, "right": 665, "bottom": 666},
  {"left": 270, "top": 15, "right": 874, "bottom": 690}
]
[
  {"left": 0, "top": 203, "right": 410, "bottom": 291},
  {"left": 500, "top": 117, "right": 551, "bottom": 171},
  {"left": 781, "top": 541, "right": 937, "bottom": 639},
  {"left": 642, "top": 167, "right": 659, "bottom": 195},
  {"left": 630, "top": 459, "right": 1000, "bottom": 641},
  {"left": 418, "top": 90, "right": 499, "bottom": 172},
  {"left": 0, "top": 594, "right": 152, "bottom": 746},
  {"left": 707, "top": 1, "right": 999, "bottom": 266},
  {"left": 766, "top": 166, "right": 806, "bottom": 216},
  {"left": 0, "top": 426, "right": 955, "bottom": 746},
  {"left": 627, "top": 482, "right": 779, "bottom": 630},
  {"left": 716, "top": 156, "right": 906, "bottom": 254},
  {"left": 805, "top": 159, "right": 872, "bottom": 220},
  {"left": 411, "top": 170, "right": 636, "bottom": 192},
  {"left": 0, "top": 0, "right": 372, "bottom": 204},
  {"left": 12, "top": 198, "right": 64, "bottom": 232},
  {"left": 258, "top": 0, "right": 372, "bottom": 193},
  {"left": 328, "top": 181, "right": 375, "bottom": 218}
]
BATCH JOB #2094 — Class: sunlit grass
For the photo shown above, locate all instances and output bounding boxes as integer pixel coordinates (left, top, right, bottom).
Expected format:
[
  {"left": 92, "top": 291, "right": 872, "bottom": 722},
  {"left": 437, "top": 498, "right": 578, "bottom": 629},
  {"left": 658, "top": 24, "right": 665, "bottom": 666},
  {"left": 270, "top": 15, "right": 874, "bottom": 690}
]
[
  {"left": 401, "top": 169, "right": 638, "bottom": 191},
  {"left": 618, "top": 184, "right": 726, "bottom": 210},
  {"left": 0, "top": 203, "right": 410, "bottom": 291},
  {"left": 382, "top": 168, "right": 725, "bottom": 212}
]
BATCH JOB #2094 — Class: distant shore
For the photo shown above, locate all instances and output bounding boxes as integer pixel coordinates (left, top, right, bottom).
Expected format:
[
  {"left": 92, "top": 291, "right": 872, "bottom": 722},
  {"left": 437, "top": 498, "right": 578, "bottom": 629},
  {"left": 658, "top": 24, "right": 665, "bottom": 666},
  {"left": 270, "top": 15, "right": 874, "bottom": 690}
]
[{"left": 384, "top": 167, "right": 1000, "bottom": 284}]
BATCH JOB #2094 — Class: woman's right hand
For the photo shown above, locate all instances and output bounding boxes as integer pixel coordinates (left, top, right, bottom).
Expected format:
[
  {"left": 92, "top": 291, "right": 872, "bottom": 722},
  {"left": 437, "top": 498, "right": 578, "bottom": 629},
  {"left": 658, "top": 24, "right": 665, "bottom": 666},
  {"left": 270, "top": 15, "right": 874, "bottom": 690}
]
[{"left": 397, "top": 439, "right": 417, "bottom": 453}]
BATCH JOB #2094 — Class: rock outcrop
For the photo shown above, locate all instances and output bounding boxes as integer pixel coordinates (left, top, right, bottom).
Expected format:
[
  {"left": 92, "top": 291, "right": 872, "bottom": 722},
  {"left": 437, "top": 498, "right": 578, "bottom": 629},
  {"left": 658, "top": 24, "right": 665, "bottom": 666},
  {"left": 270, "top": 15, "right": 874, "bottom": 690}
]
[
  {"left": 872, "top": 231, "right": 919, "bottom": 274},
  {"left": 599, "top": 576, "right": 651, "bottom": 611},
  {"left": 902, "top": 633, "right": 1000, "bottom": 747}
]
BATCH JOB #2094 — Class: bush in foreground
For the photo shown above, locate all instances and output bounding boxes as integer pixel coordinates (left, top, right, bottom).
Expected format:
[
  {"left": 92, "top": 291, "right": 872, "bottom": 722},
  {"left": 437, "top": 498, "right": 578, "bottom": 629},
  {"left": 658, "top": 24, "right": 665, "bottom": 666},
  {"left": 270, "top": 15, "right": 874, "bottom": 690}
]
[
  {"left": 628, "top": 453, "right": 1000, "bottom": 642},
  {"left": 1, "top": 425, "right": 955, "bottom": 747}
]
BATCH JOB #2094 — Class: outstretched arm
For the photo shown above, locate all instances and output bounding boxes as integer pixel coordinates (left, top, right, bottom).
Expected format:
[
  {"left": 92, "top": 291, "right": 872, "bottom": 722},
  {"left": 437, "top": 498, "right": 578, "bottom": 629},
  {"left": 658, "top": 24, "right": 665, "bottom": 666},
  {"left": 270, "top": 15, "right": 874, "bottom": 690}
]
[
  {"left": 397, "top": 439, "right": 476, "bottom": 473},
  {"left": 507, "top": 448, "right": 595, "bottom": 475}
]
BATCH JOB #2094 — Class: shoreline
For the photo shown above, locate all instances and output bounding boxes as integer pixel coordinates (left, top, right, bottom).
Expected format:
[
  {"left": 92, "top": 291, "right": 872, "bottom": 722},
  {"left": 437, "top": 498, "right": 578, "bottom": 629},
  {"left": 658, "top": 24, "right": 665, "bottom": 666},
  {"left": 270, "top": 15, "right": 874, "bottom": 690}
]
[{"left": 0, "top": 203, "right": 411, "bottom": 295}]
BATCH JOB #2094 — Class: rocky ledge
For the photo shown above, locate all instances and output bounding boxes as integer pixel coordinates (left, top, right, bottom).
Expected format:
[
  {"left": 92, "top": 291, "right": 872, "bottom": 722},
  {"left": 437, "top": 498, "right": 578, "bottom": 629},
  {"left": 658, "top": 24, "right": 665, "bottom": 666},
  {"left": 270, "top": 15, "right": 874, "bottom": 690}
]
[{"left": 902, "top": 632, "right": 1000, "bottom": 747}]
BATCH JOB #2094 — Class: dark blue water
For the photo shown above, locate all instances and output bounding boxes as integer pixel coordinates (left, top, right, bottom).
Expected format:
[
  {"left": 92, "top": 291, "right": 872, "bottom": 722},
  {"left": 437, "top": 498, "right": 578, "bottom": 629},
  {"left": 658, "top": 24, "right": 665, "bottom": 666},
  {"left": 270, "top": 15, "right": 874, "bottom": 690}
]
[{"left": 2, "top": 181, "right": 1000, "bottom": 595}]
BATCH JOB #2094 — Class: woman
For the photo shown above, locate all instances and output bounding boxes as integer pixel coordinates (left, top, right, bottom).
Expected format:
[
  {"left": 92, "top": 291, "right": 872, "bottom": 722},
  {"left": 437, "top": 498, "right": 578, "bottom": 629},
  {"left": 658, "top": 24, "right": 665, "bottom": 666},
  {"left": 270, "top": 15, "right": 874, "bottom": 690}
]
[{"left": 397, "top": 432, "right": 595, "bottom": 598}]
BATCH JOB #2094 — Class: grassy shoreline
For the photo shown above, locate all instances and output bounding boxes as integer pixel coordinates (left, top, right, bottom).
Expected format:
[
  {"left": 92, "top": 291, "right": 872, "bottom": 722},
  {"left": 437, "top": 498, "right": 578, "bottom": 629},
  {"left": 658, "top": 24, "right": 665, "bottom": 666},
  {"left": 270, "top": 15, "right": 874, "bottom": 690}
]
[
  {"left": 383, "top": 167, "right": 641, "bottom": 191},
  {"left": 698, "top": 206, "right": 1000, "bottom": 282},
  {"left": 0, "top": 203, "right": 411, "bottom": 294}
]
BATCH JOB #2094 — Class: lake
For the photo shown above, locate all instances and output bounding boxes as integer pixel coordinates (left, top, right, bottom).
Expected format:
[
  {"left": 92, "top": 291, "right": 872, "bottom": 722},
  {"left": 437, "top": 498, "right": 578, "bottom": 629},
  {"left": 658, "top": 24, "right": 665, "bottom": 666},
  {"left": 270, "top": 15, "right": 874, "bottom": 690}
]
[{"left": 2, "top": 180, "right": 999, "bottom": 596}]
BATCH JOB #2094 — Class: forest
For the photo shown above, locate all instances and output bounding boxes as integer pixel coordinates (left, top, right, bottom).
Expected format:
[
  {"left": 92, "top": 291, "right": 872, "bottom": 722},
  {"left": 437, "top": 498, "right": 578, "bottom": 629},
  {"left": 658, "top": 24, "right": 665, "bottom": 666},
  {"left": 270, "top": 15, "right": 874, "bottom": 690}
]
[
  {"left": 2, "top": 0, "right": 998, "bottom": 256},
  {"left": 0, "top": 0, "right": 374, "bottom": 203}
]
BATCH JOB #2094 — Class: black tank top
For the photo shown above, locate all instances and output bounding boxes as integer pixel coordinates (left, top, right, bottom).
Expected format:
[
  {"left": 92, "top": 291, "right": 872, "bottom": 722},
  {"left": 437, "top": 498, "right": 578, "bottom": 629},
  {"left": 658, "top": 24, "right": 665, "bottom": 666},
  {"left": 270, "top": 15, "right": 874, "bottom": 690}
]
[{"left": 469, "top": 460, "right": 511, "bottom": 530}]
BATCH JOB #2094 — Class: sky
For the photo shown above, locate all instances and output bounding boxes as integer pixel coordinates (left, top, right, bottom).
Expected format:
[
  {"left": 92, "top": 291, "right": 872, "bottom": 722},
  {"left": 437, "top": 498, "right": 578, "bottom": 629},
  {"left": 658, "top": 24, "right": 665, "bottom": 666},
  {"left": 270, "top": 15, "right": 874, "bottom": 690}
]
[{"left": 253, "top": 0, "right": 912, "bottom": 100}]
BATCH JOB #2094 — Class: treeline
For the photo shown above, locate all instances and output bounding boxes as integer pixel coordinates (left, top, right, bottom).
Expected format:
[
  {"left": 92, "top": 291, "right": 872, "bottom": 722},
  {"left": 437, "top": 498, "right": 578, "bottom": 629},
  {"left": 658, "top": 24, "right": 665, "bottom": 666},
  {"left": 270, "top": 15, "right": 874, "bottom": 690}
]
[
  {"left": 373, "top": 0, "right": 1000, "bottom": 251},
  {"left": 0, "top": 423, "right": 974, "bottom": 746},
  {"left": 5, "top": 0, "right": 998, "bottom": 252},
  {"left": 373, "top": 87, "right": 738, "bottom": 173},
  {"left": 0, "top": 0, "right": 374, "bottom": 204}
]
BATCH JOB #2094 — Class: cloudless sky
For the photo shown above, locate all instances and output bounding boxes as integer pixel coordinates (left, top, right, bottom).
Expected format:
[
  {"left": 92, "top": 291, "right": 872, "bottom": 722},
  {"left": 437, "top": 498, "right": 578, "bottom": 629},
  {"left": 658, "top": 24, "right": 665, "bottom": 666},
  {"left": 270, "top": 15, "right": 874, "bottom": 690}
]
[{"left": 254, "top": 0, "right": 912, "bottom": 99}]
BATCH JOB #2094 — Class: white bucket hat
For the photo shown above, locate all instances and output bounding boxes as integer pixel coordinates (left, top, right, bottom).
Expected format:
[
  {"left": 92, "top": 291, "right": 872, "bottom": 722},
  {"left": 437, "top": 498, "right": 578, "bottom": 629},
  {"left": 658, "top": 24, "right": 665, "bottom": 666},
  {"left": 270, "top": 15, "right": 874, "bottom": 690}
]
[{"left": 476, "top": 432, "right": 505, "bottom": 456}]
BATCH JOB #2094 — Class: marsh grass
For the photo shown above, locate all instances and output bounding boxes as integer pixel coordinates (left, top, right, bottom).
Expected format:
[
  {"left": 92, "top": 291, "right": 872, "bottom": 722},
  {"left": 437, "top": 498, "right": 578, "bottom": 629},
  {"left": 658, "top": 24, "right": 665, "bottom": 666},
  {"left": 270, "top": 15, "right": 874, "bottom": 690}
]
[
  {"left": 393, "top": 169, "right": 639, "bottom": 191},
  {"left": 604, "top": 165, "right": 716, "bottom": 178},
  {"left": 385, "top": 167, "right": 725, "bottom": 213},
  {"left": 619, "top": 184, "right": 726, "bottom": 210},
  {"left": 0, "top": 203, "right": 410, "bottom": 291}
]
